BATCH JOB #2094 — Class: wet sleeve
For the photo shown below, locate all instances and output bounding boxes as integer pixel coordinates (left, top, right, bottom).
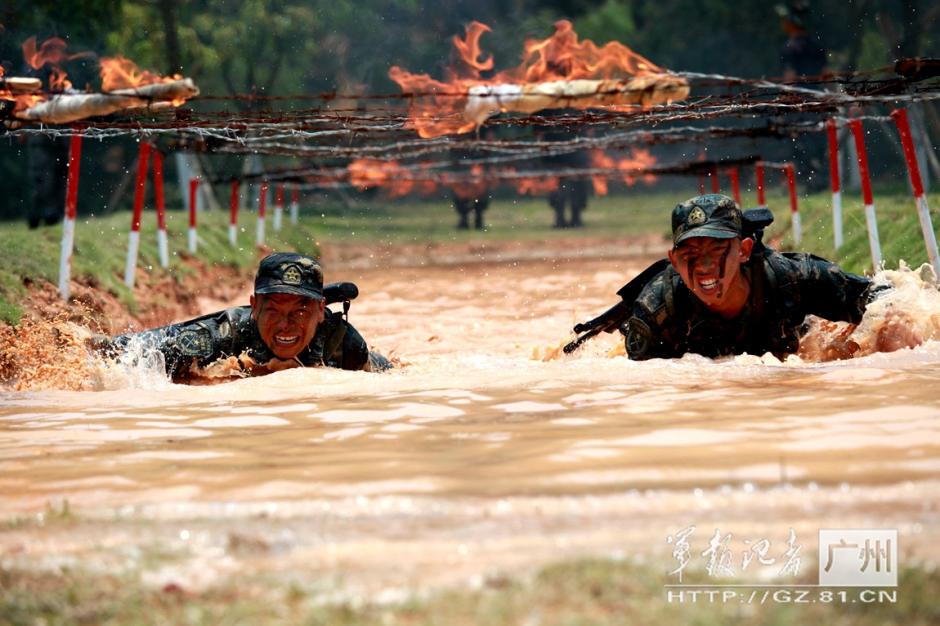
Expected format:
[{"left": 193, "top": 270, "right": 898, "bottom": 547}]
[
  {"left": 623, "top": 308, "right": 683, "bottom": 361},
  {"left": 789, "top": 254, "right": 871, "bottom": 324},
  {"left": 108, "top": 312, "right": 230, "bottom": 378}
]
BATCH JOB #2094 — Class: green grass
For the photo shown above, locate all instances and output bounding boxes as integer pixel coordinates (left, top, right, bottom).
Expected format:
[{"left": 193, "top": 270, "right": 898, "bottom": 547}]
[
  {"left": 765, "top": 188, "right": 940, "bottom": 276},
  {"left": 2, "top": 186, "right": 937, "bottom": 324},
  {"left": 0, "top": 558, "right": 936, "bottom": 626}
]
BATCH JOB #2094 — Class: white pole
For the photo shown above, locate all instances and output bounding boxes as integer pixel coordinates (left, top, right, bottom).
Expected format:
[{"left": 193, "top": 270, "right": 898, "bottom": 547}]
[
  {"left": 229, "top": 223, "right": 238, "bottom": 247},
  {"left": 915, "top": 194, "right": 940, "bottom": 279},
  {"left": 274, "top": 206, "right": 283, "bottom": 232},
  {"left": 58, "top": 217, "right": 76, "bottom": 300},
  {"left": 863, "top": 203, "right": 883, "bottom": 270},
  {"left": 188, "top": 226, "right": 197, "bottom": 254},
  {"left": 832, "top": 191, "right": 843, "bottom": 249},
  {"left": 290, "top": 200, "right": 299, "bottom": 225},
  {"left": 792, "top": 211, "right": 802, "bottom": 246},
  {"left": 124, "top": 230, "right": 141, "bottom": 287},
  {"left": 256, "top": 216, "right": 266, "bottom": 246},
  {"left": 157, "top": 228, "right": 169, "bottom": 268}
]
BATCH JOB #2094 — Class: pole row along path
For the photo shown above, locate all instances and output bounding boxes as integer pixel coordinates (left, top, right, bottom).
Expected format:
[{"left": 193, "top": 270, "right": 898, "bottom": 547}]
[{"left": 56, "top": 138, "right": 306, "bottom": 299}]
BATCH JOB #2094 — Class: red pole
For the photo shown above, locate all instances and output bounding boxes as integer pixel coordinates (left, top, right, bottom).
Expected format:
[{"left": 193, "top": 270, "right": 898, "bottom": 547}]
[
  {"left": 827, "top": 119, "right": 844, "bottom": 249},
  {"left": 710, "top": 165, "right": 720, "bottom": 193},
  {"left": 131, "top": 142, "right": 151, "bottom": 233},
  {"left": 229, "top": 180, "right": 239, "bottom": 246},
  {"left": 256, "top": 181, "right": 269, "bottom": 246},
  {"left": 188, "top": 178, "right": 199, "bottom": 253},
  {"left": 786, "top": 163, "right": 801, "bottom": 245},
  {"left": 59, "top": 133, "right": 83, "bottom": 299},
  {"left": 65, "top": 135, "right": 82, "bottom": 220},
  {"left": 849, "top": 119, "right": 874, "bottom": 206},
  {"left": 849, "top": 118, "right": 883, "bottom": 268},
  {"left": 153, "top": 149, "right": 166, "bottom": 231},
  {"left": 189, "top": 179, "right": 199, "bottom": 228},
  {"left": 125, "top": 141, "right": 151, "bottom": 287},
  {"left": 756, "top": 163, "right": 766, "bottom": 206},
  {"left": 291, "top": 186, "right": 299, "bottom": 205},
  {"left": 152, "top": 147, "right": 170, "bottom": 267},
  {"left": 785, "top": 164, "right": 798, "bottom": 214},
  {"left": 275, "top": 184, "right": 285, "bottom": 207},
  {"left": 728, "top": 167, "right": 741, "bottom": 204},
  {"left": 891, "top": 107, "right": 940, "bottom": 276},
  {"left": 258, "top": 181, "right": 268, "bottom": 218}
]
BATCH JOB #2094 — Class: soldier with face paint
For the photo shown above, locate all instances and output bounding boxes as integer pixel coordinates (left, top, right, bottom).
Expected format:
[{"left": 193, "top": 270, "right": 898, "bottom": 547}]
[
  {"left": 623, "top": 194, "right": 875, "bottom": 360},
  {"left": 101, "top": 252, "right": 390, "bottom": 381}
]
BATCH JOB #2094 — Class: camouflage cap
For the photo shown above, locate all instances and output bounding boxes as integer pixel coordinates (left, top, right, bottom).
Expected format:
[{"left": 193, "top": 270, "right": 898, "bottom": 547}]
[
  {"left": 254, "top": 252, "right": 324, "bottom": 301},
  {"left": 671, "top": 194, "right": 744, "bottom": 246}
]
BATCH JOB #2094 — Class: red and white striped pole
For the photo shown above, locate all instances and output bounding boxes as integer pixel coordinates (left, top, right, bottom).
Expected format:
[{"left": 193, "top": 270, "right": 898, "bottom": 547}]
[
  {"left": 152, "top": 148, "right": 169, "bottom": 268},
  {"left": 728, "top": 167, "right": 741, "bottom": 205},
  {"left": 274, "top": 184, "right": 284, "bottom": 232},
  {"left": 849, "top": 119, "right": 883, "bottom": 270},
  {"left": 256, "top": 181, "right": 268, "bottom": 246},
  {"left": 891, "top": 107, "right": 940, "bottom": 278},
  {"left": 826, "top": 119, "right": 844, "bottom": 249},
  {"left": 188, "top": 178, "right": 199, "bottom": 253},
  {"left": 58, "top": 133, "right": 82, "bottom": 300},
  {"left": 229, "top": 180, "right": 239, "bottom": 246},
  {"left": 756, "top": 162, "right": 766, "bottom": 207},
  {"left": 785, "top": 163, "right": 801, "bottom": 246},
  {"left": 290, "top": 186, "right": 300, "bottom": 224},
  {"left": 125, "top": 142, "right": 151, "bottom": 287},
  {"left": 710, "top": 165, "right": 720, "bottom": 193},
  {"left": 697, "top": 173, "right": 705, "bottom": 195}
]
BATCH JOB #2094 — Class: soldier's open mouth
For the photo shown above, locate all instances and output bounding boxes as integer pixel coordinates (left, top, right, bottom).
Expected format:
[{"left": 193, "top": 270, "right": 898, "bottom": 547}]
[
  {"left": 274, "top": 335, "right": 300, "bottom": 346},
  {"left": 697, "top": 277, "right": 719, "bottom": 292}
]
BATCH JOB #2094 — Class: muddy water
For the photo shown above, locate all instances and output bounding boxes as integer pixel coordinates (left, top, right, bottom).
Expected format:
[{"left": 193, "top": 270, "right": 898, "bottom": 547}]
[{"left": 2, "top": 252, "right": 940, "bottom": 596}]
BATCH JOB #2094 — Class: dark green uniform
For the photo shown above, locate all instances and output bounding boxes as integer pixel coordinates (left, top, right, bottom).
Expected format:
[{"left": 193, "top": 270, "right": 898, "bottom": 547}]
[
  {"left": 624, "top": 248, "right": 872, "bottom": 360},
  {"left": 108, "top": 306, "right": 377, "bottom": 379}
]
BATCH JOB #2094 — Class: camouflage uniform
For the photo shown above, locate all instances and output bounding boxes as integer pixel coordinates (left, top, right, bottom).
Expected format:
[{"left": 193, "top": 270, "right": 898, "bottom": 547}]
[
  {"left": 104, "top": 252, "right": 389, "bottom": 380},
  {"left": 108, "top": 305, "right": 376, "bottom": 379},
  {"left": 623, "top": 195, "right": 872, "bottom": 360}
]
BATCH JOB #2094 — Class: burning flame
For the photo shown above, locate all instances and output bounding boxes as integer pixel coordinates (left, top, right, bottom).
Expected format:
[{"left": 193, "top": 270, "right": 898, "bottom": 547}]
[
  {"left": 506, "top": 170, "right": 560, "bottom": 196},
  {"left": 100, "top": 56, "right": 181, "bottom": 92},
  {"left": 589, "top": 148, "right": 657, "bottom": 195},
  {"left": 348, "top": 159, "right": 439, "bottom": 198},
  {"left": 389, "top": 20, "right": 682, "bottom": 138},
  {"left": 22, "top": 36, "right": 82, "bottom": 91},
  {"left": 0, "top": 36, "right": 194, "bottom": 119}
]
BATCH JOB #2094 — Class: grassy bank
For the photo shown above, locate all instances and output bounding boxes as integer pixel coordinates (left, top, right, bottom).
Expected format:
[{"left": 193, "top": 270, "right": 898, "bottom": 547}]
[
  {"left": 1, "top": 186, "right": 937, "bottom": 324},
  {"left": 1, "top": 557, "right": 936, "bottom": 626}
]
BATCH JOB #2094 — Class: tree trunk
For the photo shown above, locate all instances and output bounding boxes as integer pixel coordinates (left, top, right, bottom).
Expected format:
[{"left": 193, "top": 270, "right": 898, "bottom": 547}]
[{"left": 157, "top": 0, "right": 183, "bottom": 75}]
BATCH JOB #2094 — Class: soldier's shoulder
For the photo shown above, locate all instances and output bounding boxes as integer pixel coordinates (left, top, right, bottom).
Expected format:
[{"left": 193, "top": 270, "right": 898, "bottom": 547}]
[{"left": 634, "top": 266, "right": 681, "bottom": 318}]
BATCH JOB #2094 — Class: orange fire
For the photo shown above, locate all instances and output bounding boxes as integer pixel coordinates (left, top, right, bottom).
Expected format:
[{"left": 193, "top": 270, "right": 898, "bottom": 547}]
[
  {"left": 348, "top": 159, "right": 439, "bottom": 198},
  {"left": 99, "top": 56, "right": 181, "bottom": 92},
  {"left": 448, "top": 164, "right": 489, "bottom": 199},
  {"left": 21, "top": 36, "right": 84, "bottom": 91},
  {"left": 589, "top": 148, "right": 657, "bottom": 195},
  {"left": 389, "top": 20, "right": 672, "bottom": 138},
  {"left": 507, "top": 169, "right": 560, "bottom": 196}
]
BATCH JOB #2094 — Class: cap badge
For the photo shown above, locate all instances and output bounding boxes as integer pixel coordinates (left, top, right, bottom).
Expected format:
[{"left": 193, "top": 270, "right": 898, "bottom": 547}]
[
  {"left": 282, "top": 265, "right": 303, "bottom": 285},
  {"left": 688, "top": 206, "right": 707, "bottom": 226}
]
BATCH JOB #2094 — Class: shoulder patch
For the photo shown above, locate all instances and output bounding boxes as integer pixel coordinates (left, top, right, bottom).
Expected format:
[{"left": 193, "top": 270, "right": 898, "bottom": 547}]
[
  {"left": 626, "top": 318, "right": 652, "bottom": 356},
  {"left": 175, "top": 328, "right": 213, "bottom": 357}
]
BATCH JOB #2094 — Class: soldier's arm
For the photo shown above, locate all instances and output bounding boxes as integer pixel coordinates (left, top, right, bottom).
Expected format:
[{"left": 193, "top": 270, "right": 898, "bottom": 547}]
[
  {"left": 787, "top": 253, "right": 872, "bottom": 324},
  {"left": 105, "top": 311, "right": 233, "bottom": 379},
  {"left": 623, "top": 309, "right": 683, "bottom": 361}
]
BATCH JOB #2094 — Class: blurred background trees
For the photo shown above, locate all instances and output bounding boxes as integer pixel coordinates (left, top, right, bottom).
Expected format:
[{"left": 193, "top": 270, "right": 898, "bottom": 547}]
[{"left": 1, "top": 0, "right": 938, "bottom": 220}]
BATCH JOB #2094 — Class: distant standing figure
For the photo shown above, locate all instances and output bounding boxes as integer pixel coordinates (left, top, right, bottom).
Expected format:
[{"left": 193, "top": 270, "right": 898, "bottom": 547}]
[{"left": 452, "top": 192, "right": 489, "bottom": 230}]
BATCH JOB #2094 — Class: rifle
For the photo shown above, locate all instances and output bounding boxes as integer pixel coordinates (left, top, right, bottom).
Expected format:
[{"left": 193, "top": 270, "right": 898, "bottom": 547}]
[{"left": 563, "top": 207, "right": 774, "bottom": 354}]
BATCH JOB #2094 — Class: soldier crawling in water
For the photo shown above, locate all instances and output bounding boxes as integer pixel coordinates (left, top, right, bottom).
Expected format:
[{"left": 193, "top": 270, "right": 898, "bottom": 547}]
[
  {"left": 97, "top": 252, "right": 390, "bottom": 381},
  {"left": 568, "top": 194, "right": 919, "bottom": 360}
]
